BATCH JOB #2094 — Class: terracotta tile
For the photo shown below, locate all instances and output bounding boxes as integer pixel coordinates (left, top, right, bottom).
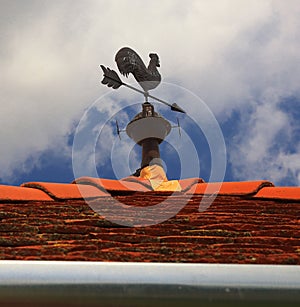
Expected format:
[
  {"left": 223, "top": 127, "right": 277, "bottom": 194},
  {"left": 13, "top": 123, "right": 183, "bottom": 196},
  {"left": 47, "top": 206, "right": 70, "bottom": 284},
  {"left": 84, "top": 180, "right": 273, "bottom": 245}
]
[
  {"left": 0, "top": 194, "right": 299, "bottom": 264},
  {"left": 179, "top": 178, "right": 205, "bottom": 192},
  {"left": 21, "top": 182, "right": 109, "bottom": 200},
  {"left": 186, "top": 181, "right": 274, "bottom": 196},
  {"left": 0, "top": 185, "right": 53, "bottom": 201},
  {"left": 254, "top": 187, "right": 300, "bottom": 201},
  {"left": 121, "top": 176, "right": 152, "bottom": 189},
  {"left": 73, "top": 177, "right": 151, "bottom": 192}
]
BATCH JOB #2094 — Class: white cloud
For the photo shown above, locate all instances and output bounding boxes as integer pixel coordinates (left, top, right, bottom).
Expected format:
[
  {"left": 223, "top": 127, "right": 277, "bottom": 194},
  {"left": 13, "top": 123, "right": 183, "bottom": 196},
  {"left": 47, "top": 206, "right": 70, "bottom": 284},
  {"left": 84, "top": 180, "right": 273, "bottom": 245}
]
[
  {"left": 277, "top": 150, "right": 300, "bottom": 184},
  {"left": 241, "top": 103, "right": 288, "bottom": 162},
  {"left": 229, "top": 98, "right": 300, "bottom": 185},
  {"left": 0, "top": 0, "right": 299, "bottom": 184}
]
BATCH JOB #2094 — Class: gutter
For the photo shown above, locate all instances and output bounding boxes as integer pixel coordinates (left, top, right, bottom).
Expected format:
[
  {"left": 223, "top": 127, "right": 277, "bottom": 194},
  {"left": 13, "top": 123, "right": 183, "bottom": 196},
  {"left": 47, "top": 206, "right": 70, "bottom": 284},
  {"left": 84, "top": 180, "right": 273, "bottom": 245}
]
[{"left": 0, "top": 261, "right": 299, "bottom": 306}]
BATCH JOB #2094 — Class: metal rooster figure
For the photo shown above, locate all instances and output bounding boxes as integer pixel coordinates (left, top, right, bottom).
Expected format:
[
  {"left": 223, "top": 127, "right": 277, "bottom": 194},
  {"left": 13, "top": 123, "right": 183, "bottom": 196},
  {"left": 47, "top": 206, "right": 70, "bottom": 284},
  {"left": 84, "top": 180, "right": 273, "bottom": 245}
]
[
  {"left": 100, "top": 47, "right": 185, "bottom": 113},
  {"left": 115, "top": 47, "right": 161, "bottom": 93}
]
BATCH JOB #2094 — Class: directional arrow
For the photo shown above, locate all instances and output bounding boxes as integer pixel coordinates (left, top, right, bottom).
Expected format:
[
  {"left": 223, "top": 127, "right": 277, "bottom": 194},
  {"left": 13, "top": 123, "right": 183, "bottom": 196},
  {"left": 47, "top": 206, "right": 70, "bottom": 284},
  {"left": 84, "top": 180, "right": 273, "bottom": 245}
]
[{"left": 100, "top": 65, "right": 186, "bottom": 113}]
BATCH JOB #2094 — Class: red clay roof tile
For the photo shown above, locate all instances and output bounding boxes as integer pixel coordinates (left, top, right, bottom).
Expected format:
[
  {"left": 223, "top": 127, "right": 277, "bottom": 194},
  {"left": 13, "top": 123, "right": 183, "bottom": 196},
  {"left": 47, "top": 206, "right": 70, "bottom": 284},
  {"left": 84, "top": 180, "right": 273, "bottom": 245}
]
[
  {"left": 254, "top": 187, "right": 300, "bottom": 201},
  {"left": 186, "top": 181, "right": 274, "bottom": 196},
  {"left": 73, "top": 177, "right": 152, "bottom": 192},
  {"left": 1, "top": 172, "right": 299, "bottom": 264},
  {"left": 2, "top": 178, "right": 291, "bottom": 202},
  {"left": 120, "top": 176, "right": 152, "bottom": 189},
  {"left": 178, "top": 178, "right": 205, "bottom": 192},
  {"left": 0, "top": 194, "right": 299, "bottom": 264},
  {"left": 0, "top": 185, "right": 53, "bottom": 202},
  {"left": 21, "top": 182, "right": 109, "bottom": 200}
]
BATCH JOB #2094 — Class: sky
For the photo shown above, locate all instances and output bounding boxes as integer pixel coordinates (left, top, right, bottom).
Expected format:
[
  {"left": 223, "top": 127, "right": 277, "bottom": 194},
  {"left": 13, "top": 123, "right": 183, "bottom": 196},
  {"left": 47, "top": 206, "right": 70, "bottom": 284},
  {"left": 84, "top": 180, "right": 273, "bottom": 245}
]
[{"left": 1, "top": 0, "right": 300, "bottom": 186}]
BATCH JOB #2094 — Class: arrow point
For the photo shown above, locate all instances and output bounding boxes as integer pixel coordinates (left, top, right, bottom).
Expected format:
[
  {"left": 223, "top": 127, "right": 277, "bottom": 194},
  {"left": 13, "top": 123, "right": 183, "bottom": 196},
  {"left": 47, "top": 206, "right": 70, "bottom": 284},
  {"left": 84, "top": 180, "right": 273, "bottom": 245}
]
[{"left": 171, "top": 103, "right": 186, "bottom": 113}]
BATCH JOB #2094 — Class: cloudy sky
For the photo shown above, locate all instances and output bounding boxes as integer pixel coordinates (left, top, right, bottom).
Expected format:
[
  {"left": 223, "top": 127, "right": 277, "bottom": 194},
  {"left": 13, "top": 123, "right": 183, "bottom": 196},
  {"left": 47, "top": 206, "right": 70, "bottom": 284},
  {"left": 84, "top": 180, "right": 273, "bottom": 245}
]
[{"left": 1, "top": 0, "right": 300, "bottom": 186}]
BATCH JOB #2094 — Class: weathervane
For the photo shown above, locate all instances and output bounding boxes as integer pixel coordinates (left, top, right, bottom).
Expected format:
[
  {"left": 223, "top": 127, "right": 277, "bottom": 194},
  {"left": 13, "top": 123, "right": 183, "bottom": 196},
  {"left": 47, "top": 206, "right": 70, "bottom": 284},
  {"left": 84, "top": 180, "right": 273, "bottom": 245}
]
[
  {"left": 100, "top": 47, "right": 184, "bottom": 174},
  {"left": 100, "top": 47, "right": 185, "bottom": 113}
]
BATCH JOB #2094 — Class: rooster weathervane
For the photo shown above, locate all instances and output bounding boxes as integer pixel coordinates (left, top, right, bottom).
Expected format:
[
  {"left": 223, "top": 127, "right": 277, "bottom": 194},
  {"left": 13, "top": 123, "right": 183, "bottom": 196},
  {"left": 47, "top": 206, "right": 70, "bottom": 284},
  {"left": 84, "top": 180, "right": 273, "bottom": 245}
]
[{"left": 100, "top": 47, "right": 185, "bottom": 113}]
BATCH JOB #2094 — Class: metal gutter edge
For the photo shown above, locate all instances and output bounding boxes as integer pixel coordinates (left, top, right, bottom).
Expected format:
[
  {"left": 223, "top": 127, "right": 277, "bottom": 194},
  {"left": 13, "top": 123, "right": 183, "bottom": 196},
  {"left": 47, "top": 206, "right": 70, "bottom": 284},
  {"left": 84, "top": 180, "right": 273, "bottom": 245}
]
[
  {"left": 0, "top": 261, "right": 299, "bottom": 306},
  {"left": 0, "top": 261, "right": 299, "bottom": 288}
]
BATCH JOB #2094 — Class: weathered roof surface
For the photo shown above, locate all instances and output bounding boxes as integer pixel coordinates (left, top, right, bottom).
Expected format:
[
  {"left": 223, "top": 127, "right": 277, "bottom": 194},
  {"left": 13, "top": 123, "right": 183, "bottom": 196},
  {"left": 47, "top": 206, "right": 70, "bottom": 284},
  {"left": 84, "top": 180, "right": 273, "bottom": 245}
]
[{"left": 0, "top": 178, "right": 299, "bottom": 264}]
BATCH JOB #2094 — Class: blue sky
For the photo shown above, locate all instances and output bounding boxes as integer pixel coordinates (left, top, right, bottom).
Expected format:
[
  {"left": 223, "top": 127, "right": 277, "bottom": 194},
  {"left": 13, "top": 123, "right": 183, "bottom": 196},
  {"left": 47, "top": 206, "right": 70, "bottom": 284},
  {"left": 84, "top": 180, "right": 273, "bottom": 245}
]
[{"left": 1, "top": 0, "right": 300, "bottom": 186}]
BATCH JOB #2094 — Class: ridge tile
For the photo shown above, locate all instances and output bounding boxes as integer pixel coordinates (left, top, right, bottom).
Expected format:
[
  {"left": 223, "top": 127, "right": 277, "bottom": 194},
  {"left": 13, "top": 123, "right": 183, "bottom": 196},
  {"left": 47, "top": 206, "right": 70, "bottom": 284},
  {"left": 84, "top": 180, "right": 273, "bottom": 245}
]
[
  {"left": 186, "top": 181, "right": 274, "bottom": 196},
  {"left": 0, "top": 185, "right": 53, "bottom": 202},
  {"left": 254, "top": 187, "right": 300, "bottom": 201},
  {"left": 73, "top": 177, "right": 151, "bottom": 192},
  {"left": 21, "top": 182, "right": 109, "bottom": 200},
  {"left": 179, "top": 178, "right": 205, "bottom": 192},
  {"left": 121, "top": 176, "right": 152, "bottom": 189}
]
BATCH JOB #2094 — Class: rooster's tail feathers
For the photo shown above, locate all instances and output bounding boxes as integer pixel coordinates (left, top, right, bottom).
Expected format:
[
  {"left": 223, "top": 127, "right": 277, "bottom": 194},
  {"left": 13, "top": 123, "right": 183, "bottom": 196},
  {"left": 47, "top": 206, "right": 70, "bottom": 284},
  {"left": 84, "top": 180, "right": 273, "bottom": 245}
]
[{"left": 115, "top": 47, "right": 147, "bottom": 78}]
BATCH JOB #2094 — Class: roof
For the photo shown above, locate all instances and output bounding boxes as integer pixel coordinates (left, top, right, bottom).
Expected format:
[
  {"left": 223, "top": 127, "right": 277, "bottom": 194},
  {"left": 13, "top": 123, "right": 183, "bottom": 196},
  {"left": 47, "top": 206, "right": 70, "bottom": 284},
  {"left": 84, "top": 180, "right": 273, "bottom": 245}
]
[{"left": 0, "top": 177, "right": 299, "bottom": 264}]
